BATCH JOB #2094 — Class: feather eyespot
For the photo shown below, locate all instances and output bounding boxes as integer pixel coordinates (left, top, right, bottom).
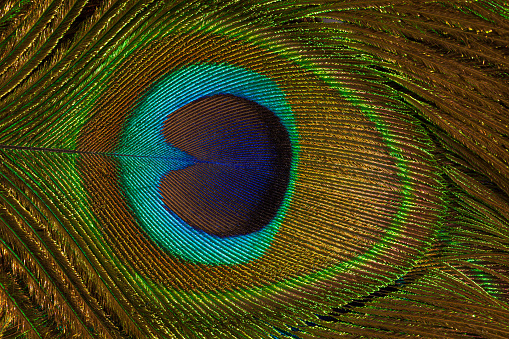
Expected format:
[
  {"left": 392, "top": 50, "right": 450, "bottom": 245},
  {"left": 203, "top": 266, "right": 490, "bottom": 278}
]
[
  {"left": 2, "top": 2, "right": 508, "bottom": 338},
  {"left": 79, "top": 34, "right": 439, "bottom": 292}
]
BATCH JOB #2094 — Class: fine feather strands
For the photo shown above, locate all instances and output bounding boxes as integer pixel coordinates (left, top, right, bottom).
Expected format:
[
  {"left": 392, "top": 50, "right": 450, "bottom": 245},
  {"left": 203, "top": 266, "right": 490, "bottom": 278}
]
[{"left": 0, "top": 0, "right": 509, "bottom": 338}]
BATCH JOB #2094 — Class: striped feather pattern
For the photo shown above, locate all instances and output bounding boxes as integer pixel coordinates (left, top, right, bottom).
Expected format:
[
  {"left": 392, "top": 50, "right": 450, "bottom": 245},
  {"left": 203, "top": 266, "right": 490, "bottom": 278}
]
[{"left": 0, "top": 1, "right": 508, "bottom": 338}]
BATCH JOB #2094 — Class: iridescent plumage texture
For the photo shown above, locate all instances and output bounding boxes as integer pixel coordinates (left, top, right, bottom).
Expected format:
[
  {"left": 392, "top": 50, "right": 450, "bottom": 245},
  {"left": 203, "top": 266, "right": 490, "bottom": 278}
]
[{"left": 1, "top": 0, "right": 509, "bottom": 338}]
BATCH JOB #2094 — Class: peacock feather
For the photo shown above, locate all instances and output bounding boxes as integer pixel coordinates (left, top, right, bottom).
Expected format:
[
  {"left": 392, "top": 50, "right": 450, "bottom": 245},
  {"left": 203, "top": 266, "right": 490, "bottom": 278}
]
[{"left": 1, "top": 0, "right": 509, "bottom": 338}]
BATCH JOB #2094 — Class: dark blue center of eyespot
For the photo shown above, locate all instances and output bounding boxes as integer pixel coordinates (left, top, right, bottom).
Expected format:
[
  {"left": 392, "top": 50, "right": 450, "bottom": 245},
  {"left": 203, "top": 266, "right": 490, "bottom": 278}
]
[{"left": 159, "top": 94, "right": 292, "bottom": 238}]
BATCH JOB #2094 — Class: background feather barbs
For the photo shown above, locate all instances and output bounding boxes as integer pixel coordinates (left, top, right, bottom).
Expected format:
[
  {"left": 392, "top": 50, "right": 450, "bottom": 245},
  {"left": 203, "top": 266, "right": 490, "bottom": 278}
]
[{"left": 1, "top": 1, "right": 509, "bottom": 338}]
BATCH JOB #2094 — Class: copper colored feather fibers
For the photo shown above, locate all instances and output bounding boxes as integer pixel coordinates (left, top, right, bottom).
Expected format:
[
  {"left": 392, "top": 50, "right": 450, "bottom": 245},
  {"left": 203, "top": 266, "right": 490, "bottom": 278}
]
[{"left": 1, "top": 1, "right": 509, "bottom": 338}]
